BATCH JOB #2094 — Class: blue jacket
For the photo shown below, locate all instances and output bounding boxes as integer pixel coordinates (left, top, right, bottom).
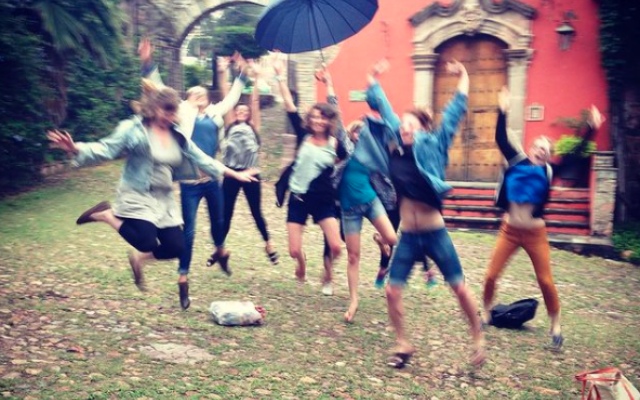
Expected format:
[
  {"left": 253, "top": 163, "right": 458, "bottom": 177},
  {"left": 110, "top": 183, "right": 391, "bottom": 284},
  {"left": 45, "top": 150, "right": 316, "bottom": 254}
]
[
  {"left": 366, "top": 81, "right": 468, "bottom": 197},
  {"left": 74, "top": 116, "right": 225, "bottom": 192}
]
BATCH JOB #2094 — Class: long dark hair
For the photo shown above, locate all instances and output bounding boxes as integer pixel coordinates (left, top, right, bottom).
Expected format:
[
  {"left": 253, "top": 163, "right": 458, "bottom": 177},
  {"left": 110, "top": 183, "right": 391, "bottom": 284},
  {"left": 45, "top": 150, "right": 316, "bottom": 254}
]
[
  {"left": 304, "top": 102, "right": 338, "bottom": 138},
  {"left": 227, "top": 102, "right": 261, "bottom": 145}
]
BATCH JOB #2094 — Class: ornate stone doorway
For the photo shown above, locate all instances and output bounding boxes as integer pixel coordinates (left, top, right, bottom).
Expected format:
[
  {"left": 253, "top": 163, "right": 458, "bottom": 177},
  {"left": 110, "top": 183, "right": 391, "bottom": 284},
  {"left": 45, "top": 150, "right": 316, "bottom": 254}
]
[
  {"left": 411, "top": 0, "right": 537, "bottom": 181},
  {"left": 434, "top": 35, "right": 507, "bottom": 182}
]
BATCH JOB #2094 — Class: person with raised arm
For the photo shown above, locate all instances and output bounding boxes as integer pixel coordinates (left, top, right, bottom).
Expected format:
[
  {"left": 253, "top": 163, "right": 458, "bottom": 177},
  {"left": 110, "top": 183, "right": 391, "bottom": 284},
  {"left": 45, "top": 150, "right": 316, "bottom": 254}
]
[
  {"left": 219, "top": 59, "right": 278, "bottom": 266},
  {"left": 316, "top": 66, "right": 398, "bottom": 322},
  {"left": 272, "top": 55, "right": 348, "bottom": 291},
  {"left": 367, "top": 59, "right": 485, "bottom": 368},
  {"left": 47, "top": 79, "right": 256, "bottom": 308},
  {"left": 139, "top": 39, "right": 251, "bottom": 308},
  {"left": 482, "top": 86, "right": 605, "bottom": 349}
]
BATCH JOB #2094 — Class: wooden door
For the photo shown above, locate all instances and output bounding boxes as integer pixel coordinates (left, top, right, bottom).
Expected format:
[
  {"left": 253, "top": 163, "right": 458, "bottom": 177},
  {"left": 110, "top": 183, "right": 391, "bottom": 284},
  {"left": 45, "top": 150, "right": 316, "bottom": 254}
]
[{"left": 433, "top": 35, "right": 507, "bottom": 182}]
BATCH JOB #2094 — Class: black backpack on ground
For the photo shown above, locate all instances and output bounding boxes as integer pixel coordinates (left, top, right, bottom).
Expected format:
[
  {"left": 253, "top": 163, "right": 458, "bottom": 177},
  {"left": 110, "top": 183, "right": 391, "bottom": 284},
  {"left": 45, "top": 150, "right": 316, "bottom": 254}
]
[{"left": 490, "top": 299, "right": 539, "bottom": 329}]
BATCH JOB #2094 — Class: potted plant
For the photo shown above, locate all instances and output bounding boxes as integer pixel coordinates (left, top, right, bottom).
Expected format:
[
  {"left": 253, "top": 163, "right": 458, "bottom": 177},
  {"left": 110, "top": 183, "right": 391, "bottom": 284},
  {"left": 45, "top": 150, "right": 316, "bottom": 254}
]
[{"left": 553, "top": 109, "right": 597, "bottom": 187}]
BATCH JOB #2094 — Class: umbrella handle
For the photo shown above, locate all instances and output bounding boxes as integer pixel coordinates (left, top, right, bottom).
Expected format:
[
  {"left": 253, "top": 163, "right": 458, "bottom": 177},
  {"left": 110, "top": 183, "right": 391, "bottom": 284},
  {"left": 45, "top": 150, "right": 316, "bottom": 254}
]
[{"left": 310, "top": 5, "right": 326, "bottom": 64}]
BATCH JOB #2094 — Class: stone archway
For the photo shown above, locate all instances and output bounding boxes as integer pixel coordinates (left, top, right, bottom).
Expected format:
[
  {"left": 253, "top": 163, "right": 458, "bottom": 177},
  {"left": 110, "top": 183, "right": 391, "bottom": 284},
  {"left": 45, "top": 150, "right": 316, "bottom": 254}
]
[
  {"left": 124, "top": 0, "right": 332, "bottom": 104},
  {"left": 410, "top": 0, "right": 536, "bottom": 146}
]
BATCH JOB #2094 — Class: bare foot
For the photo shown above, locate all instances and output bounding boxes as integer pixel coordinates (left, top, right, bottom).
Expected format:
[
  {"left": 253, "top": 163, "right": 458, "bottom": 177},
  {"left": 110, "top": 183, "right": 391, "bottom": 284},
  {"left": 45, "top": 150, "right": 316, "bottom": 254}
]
[
  {"left": 128, "top": 251, "right": 146, "bottom": 291},
  {"left": 470, "top": 342, "right": 487, "bottom": 367},
  {"left": 344, "top": 301, "right": 359, "bottom": 323},
  {"left": 295, "top": 265, "right": 306, "bottom": 283}
]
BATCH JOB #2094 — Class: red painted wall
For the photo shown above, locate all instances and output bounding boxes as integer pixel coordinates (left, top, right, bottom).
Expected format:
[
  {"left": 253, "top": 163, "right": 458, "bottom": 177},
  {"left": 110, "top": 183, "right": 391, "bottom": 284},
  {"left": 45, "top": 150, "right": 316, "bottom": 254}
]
[{"left": 318, "top": 0, "right": 610, "bottom": 151}]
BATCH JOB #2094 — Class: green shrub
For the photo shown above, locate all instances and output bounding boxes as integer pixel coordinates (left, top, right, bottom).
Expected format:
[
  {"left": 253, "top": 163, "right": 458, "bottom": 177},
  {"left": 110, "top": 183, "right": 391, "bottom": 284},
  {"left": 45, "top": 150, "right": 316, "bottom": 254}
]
[
  {"left": 613, "top": 222, "right": 640, "bottom": 264},
  {"left": 184, "top": 64, "right": 209, "bottom": 88},
  {"left": 554, "top": 135, "right": 597, "bottom": 157},
  {"left": 0, "top": 8, "right": 51, "bottom": 193},
  {"left": 62, "top": 52, "right": 140, "bottom": 143}
]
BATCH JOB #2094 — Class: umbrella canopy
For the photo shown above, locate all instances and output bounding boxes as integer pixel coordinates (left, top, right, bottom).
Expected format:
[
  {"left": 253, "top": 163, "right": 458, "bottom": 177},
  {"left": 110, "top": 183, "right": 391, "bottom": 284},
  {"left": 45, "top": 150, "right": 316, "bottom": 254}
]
[{"left": 255, "top": 0, "right": 378, "bottom": 54}]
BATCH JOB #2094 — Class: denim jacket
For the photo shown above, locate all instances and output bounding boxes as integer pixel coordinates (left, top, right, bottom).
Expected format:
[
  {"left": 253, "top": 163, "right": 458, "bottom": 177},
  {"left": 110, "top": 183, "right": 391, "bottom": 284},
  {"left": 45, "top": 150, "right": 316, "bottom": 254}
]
[
  {"left": 366, "top": 81, "right": 468, "bottom": 197},
  {"left": 74, "top": 116, "right": 224, "bottom": 191}
]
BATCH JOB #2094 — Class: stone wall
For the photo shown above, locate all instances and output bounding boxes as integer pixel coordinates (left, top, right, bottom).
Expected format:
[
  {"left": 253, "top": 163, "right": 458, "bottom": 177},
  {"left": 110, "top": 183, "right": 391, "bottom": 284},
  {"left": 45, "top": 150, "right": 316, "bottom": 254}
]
[{"left": 591, "top": 151, "right": 617, "bottom": 236}]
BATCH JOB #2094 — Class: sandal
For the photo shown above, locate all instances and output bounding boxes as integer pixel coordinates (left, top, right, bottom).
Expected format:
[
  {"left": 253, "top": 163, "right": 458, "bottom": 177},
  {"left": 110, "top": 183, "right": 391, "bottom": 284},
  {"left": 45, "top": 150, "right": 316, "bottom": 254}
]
[
  {"left": 206, "top": 251, "right": 220, "bottom": 267},
  {"left": 219, "top": 252, "right": 232, "bottom": 276},
  {"left": 76, "top": 201, "right": 111, "bottom": 225},
  {"left": 551, "top": 334, "right": 564, "bottom": 351},
  {"left": 387, "top": 352, "right": 414, "bottom": 369},
  {"left": 265, "top": 248, "right": 279, "bottom": 265}
]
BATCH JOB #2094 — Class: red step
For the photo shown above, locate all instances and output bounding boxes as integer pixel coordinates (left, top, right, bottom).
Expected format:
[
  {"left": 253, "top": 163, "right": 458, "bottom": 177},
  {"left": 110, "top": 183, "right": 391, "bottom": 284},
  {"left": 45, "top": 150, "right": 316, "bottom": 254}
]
[{"left": 443, "top": 183, "right": 591, "bottom": 236}]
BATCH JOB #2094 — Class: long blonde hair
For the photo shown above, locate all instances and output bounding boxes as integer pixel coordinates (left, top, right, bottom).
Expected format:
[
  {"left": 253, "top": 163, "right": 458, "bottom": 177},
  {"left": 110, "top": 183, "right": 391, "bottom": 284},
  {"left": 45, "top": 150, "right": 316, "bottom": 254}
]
[{"left": 131, "top": 79, "right": 180, "bottom": 123}]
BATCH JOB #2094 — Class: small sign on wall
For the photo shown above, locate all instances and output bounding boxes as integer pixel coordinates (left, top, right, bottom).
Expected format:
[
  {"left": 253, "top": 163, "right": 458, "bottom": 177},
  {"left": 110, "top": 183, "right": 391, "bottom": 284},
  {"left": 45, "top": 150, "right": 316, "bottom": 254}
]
[
  {"left": 349, "top": 90, "right": 367, "bottom": 102},
  {"left": 526, "top": 103, "right": 545, "bottom": 121}
]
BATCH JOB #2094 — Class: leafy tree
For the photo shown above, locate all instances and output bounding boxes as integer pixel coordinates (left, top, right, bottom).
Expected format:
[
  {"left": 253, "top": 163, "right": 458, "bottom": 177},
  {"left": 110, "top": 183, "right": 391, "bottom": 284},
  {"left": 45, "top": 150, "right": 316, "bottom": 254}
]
[
  {"left": 9, "top": 0, "right": 124, "bottom": 122},
  {"left": 194, "top": 5, "right": 267, "bottom": 59},
  {"left": 598, "top": 0, "right": 640, "bottom": 220},
  {"left": 0, "top": 5, "right": 52, "bottom": 192},
  {"left": 184, "top": 64, "right": 209, "bottom": 88}
]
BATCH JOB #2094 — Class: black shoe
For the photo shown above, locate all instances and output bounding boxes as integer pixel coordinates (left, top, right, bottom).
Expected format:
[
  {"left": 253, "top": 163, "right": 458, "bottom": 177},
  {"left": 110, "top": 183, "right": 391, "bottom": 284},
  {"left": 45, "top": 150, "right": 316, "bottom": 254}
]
[
  {"left": 219, "top": 253, "right": 232, "bottom": 276},
  {"left": 178, "top": 282, "right": 190, "bottom": 310}
]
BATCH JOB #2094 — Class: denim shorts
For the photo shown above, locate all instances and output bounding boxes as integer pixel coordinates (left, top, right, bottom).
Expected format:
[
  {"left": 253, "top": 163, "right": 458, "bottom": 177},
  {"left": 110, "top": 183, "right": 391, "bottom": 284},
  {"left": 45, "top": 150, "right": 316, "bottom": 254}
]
[
  {"left": 287, "top": 193, "right": 337, "bottom": 225},
  {"left": 388, "top": 228, "right": 464, "bottom": 287},
  {"left": 341, "top": 197, "right": 386, "bottom": 235}
]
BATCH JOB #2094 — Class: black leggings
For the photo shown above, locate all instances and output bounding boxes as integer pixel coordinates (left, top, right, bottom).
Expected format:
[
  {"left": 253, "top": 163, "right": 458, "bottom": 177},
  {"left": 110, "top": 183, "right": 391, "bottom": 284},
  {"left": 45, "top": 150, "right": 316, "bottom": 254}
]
[
  {"left": 222, "top": 176, "right": 270, "bottom": 243},
  {"left": 118, "top": 218, "right": 185, "bottom": 260}
]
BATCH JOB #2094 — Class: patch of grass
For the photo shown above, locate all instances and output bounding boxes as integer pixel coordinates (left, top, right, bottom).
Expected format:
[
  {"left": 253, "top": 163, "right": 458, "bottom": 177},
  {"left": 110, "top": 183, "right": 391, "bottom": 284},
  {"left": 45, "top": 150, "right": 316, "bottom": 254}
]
[{"left": 1, "top": 161, "right": 639, "bottom": 400}]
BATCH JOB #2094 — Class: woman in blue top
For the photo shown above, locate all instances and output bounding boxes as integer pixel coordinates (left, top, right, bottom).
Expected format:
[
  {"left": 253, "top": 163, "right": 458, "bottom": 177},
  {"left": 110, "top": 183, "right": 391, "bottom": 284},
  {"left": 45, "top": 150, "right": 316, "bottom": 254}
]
[
  {"left": 47, "top": 80, "right": 256, "bottom": 298},
  {"left": 327, "top": 65, "right": 398, "bottom": 323},
  {"left": 368, "top": 60, "right": 485, "bottom": 368},
  {"left": 483, "top": 87, "right": 604, "bottom": 350}
]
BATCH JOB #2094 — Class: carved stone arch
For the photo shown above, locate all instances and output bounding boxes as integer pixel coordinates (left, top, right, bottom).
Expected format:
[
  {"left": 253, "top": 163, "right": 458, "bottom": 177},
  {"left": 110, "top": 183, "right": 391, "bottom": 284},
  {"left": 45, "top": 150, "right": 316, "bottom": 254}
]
[
  {"left": 173, "top": 0, "right": 270, "bottom": 47},
  {"left": 410, "top": 0, "right": 537, "bottom": 145}
]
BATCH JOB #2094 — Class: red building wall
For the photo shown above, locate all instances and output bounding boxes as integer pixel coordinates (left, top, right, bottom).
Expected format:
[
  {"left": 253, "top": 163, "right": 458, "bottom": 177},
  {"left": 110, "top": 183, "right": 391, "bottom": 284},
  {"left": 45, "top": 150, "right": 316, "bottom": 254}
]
[{"left": 319, "top": 0, "right": 610, "bottom": 152}]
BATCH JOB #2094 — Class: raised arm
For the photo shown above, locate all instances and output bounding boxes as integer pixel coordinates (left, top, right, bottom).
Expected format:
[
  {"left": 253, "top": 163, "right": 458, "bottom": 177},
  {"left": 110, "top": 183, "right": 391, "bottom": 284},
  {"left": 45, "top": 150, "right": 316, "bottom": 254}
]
[
  {"left": 216, "top": 56, "right": 234, "bottom": 127},
  {"left": 248, "top": 59, "right": 262, "bottom": 132},
  {"left": 273, "top": 54, "right": 297, "bottom": 113},
  {"left": 436, "top": 60, "right": 469, "bottom": 151},
  {"left": 493, "top": 86, "right": 520, "bottom": 162},
  {"left": 365, "top": 60, "right": 401, "bottom": 132},
  {"left": 206, "top": 52, "right": 248, "bottom": 119},
  {"left": 318, "top": 66, "right": 352, "bottom": 158},
  {"left": 138, "top": 38, "right": 164, "bottom": 87},
  {"left": 553, "top": 105, "right": 604, "bottom": 174}
]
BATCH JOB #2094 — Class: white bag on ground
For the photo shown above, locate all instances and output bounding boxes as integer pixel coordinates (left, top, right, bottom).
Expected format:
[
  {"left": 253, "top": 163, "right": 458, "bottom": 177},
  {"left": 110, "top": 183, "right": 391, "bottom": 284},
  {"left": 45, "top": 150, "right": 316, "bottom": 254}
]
[
  {"left": 576, "top": 367, "right": 640, "bottom": 400},
  {"left": 209, "top": 301, "right": 265, "bottom": 326}
]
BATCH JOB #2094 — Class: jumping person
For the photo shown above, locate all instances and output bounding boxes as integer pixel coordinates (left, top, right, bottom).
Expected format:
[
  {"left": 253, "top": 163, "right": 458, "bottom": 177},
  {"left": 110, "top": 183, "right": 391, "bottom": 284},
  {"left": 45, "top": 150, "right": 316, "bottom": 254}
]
[
  {"left": 482, "top": 86, "right": 604, "bottom": 349},
  {"left": 373, "top": 207, "right": 435, "bottom": 289},
  {"left": 367, "top": 59, "right": 485, "bottom": 368},
  {"left": 220, "top": 59, "right": 278, "bottom": 265},
  {"left": 139, "top": 40, "right": 249, "bottom": 306},
  {"left": 272, "top": 56, "right": 347, "bottom": 289},
  {"left": 325, "top": 68, "right": 398, "bottom": 322},
  {"left": 46, "top": 80, "right": 256, "bottom": 308}
]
